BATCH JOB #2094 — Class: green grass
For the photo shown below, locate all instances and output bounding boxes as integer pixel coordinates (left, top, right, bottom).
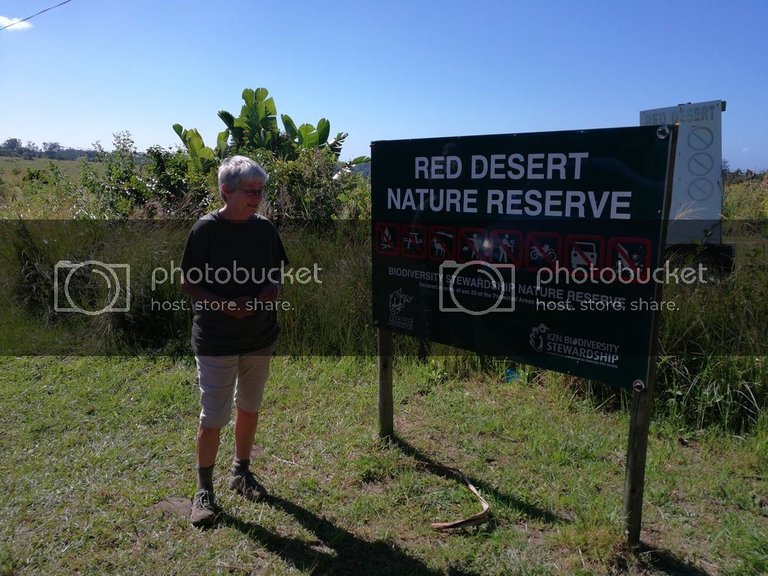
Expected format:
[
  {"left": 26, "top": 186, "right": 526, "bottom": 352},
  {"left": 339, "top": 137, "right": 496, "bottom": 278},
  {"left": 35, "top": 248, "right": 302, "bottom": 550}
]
[
  {"left": 1, "top": 355, "right": 766, "bottom": 575},
  {"left": 722, "top": 174, "right": 768, "bottom": 220},
  {"left": 0, "top": 157, "right": 87, "bottom": 218},
  {"left": 0, "top": 157, "right": 82, "bottom": 188}
]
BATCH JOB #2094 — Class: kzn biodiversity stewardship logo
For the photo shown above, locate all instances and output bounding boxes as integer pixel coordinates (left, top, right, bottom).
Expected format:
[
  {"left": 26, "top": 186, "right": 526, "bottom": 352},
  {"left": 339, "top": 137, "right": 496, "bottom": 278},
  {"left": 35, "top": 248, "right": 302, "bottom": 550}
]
[
  {"left": 53, "top": 259, "right": 322, "bottom": 315},
  {"left": 529, "top": 323, "right": 620, "bottom": 368}
]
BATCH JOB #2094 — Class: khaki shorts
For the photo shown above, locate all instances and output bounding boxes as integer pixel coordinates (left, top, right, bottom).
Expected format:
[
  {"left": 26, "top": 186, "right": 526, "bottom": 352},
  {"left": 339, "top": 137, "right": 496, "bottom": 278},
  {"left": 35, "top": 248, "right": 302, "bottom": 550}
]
[{"left": 195, "top": 345, "right": 274, "bottom": 429}]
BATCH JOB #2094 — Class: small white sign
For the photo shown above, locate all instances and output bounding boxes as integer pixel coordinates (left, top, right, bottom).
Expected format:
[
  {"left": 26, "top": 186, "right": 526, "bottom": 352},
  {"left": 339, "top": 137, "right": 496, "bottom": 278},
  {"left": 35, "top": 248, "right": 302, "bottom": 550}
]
[{"left": 640, "top": 100, "right": 725, "bottom": 245}]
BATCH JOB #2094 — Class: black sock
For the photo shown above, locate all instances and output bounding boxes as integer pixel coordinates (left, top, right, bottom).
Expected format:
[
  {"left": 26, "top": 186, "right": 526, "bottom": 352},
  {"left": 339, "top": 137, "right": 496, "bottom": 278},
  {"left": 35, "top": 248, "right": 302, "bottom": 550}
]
[
  {"left": 232, "top": 457, "right": 250, "bottom": 475},
  {"left": 197, "top": 465, "right": 214, "bottom": 492}
]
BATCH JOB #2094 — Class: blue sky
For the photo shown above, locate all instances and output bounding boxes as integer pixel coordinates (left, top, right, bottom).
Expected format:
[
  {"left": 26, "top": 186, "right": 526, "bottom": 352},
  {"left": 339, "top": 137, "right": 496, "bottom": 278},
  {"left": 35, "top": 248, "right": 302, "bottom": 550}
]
[{"left": 1, "top": 0, "right": 766, "bottom": 169}]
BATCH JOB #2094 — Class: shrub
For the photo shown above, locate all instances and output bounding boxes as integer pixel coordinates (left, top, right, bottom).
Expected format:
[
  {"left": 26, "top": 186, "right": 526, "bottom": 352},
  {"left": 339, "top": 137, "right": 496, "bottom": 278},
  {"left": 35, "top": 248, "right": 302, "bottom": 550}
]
[
  {"left": 78, "top": 133, "right": 146, "bottom": 218},
  {"left": 256, "top": 148, "right": 367, "bottom": 225},
  {"left": 141, "top": 146, "right": 215, "bottom": 217}
]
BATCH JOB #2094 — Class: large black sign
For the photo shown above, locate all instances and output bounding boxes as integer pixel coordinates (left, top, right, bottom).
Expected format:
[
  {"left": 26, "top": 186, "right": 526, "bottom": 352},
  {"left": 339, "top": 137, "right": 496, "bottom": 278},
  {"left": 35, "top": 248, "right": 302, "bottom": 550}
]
[{"left": 371, "top": 126, "right": 676, "bottom": 389}]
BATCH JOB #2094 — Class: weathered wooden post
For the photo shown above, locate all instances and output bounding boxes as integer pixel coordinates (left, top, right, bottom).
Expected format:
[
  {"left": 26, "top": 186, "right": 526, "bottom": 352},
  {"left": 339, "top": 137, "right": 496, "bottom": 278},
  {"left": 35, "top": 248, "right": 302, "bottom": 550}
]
[
  {"left": 623, "top": 373, "right": 656, "bottom": 548},
  {"left": 378, "top": 328, "right": 394, "bottom": 439}
]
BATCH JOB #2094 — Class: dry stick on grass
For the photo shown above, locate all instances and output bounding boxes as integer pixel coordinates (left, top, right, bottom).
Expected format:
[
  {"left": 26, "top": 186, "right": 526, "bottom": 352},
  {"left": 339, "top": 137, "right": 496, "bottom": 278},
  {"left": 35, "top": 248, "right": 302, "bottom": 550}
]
[{"left": 431, "top": 472, "right": 491, "bottom": 531}]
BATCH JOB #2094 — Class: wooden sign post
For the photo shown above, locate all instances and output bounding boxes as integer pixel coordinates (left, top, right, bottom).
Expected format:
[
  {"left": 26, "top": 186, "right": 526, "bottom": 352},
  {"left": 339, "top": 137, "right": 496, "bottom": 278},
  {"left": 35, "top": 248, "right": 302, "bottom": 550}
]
[
  {"left": 623, "top": 374, "right": 657, "bottom": 547},
  {"left": 378, "top": 328, "right": 394, "bottom": 440}
]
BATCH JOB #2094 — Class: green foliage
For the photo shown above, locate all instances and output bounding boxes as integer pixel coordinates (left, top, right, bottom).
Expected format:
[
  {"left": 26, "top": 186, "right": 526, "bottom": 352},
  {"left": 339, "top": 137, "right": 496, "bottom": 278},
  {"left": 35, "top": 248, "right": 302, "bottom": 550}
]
[
  {"left": 1, "top": 137, "right": 96, "bottom": 161},
  {"left": 335, "top": 171, "right": 372, "bottom": 220},
  {"left": 76, "top": 133, "right": 215, "bottom": 218},
  {"left": 722, "top": 168, "right": 767, "bottom": 220},
  {"left": 78, "top": 132, "right": 146, "bottom": 217},
  {"left": 234, "top": 87, "right": 283, "bottom": 153},
  {"left": 142, "top": 146, "right": 214, "bottom": 216},
  {"left": 19, "top": 161, "right": 76, "bottom": 199},
  {"left": 165, "top": 86, "right": 370, "bottom": 222},
  {"left": 218, "top": 87, "right": 347, "bottom": 159},
  {"left": 171, "top": 125, "right": 219, "bottom": 173},
  {"left": 174, "top": 87, "right": 354, "bottom": 168},
  {"left": 259, "top": 148, "right": 341, "bottom": 224},
  {"left": 165, "top": 86, "right": 366, "bottom": 222},
  {"left": 280, "top": 113, "right": 346, "bottom": 157},
  {"left": 8, "top": 220, "right": 57, "bottom": 318},
  {"left": 654, "top": 251, "right": 768, "bottom": 431}
]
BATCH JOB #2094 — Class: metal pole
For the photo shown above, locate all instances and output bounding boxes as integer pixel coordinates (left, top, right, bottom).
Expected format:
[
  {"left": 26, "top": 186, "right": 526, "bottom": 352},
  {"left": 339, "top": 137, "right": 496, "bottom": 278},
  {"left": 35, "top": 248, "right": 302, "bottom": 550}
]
[{"left": 377, "top": 328, "right": 394, "bottom": 439}]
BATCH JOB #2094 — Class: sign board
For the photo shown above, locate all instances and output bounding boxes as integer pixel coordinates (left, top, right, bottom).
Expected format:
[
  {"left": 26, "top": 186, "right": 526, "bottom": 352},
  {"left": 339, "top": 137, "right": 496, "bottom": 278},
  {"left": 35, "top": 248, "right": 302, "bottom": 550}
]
[
  {"left": 372, "top": 126, "right": 676, "bottom": 390},
  {"left": 640, "top": 100, "right": 725, "bottom": 245}
]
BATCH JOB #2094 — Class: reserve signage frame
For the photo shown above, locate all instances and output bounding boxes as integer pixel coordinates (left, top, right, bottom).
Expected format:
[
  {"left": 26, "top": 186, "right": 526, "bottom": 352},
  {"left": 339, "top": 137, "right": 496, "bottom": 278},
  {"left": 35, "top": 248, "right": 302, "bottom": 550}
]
[{"left": 371, "top": 125, "right": 677, "bottom": 391}]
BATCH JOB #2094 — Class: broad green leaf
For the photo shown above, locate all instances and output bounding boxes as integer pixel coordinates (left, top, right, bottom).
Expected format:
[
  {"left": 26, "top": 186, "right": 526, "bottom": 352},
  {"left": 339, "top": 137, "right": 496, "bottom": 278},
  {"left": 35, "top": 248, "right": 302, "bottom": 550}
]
[
  {"left": 297, "top": 124, "right": 314, "bottom": 147},
  {"left": 217, "top": 110, "right": 236, "bottom": 130},
  {"left": 242, "top": 88, "right": 255, "bottom": 107},
  {"left": 316, "top": 118, "right": 330, "bottom": 145},
  {"left": 215, "top": 130, "right": 229, "bottom": 157},
  {"left": 263, "top": 96, "right": 277, "bottom": 117},
  {"left": 282, "top": 114, "right": 298, "bottom": 140}
]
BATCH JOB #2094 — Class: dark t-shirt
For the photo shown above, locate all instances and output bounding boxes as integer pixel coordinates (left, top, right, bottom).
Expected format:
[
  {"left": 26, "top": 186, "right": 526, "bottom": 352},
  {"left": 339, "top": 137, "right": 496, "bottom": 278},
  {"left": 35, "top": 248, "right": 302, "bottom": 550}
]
[{"left": 180, "top": 211, "right": 289, "bottom": 356}]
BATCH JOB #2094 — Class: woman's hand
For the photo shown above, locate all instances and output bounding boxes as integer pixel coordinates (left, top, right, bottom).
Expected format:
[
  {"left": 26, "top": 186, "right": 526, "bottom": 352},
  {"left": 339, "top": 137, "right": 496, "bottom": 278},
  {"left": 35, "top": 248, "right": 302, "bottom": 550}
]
[{"left": 224, "top": 296, "right": 256, "bottom": 319}]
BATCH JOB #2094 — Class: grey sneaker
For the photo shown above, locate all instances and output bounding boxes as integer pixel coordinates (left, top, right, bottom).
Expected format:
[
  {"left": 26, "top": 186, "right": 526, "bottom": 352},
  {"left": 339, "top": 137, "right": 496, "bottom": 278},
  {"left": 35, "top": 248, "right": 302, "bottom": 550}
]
[
  {"left": 228, "top": 469, "right": 267, "bottom": 501},
  {"left": 190, "top": 489, "right": 218, "bottom": 527}
]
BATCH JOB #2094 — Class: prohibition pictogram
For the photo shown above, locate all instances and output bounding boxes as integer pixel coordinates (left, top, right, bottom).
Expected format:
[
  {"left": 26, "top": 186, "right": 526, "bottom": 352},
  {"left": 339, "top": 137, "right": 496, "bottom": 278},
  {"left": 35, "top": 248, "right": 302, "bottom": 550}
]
[
  {"left": 608, "top": 237, "right": 651, "bottom": 280},
  {"left": 687, "top": 126, "right": 714, "bottom": 151},
  {"left": 374, "top": 222, "right": 400, "bottom": 256},
  {"left": 565, "top": 234, "right": 604, "bottom": 270},
  {"left": 428, "top": 226, "right": 456, "bottom": 261},
  {"left": 525, "top": 232, "right": 561, "bottom": 270},
  {"left": 489, "top": 230, "right": 522, "bottom": 265},
  {"left": 458, "top": 228, "right": 490, "bottom": 262},
  {"left": 402, "top": 225, "right": 427, "bottom": 259},
  {"left": 688, "top": 152, "right": 714, "bottom": 176},
  {"left": 687, "top": 177, "right": 716, "bottom": 201}
]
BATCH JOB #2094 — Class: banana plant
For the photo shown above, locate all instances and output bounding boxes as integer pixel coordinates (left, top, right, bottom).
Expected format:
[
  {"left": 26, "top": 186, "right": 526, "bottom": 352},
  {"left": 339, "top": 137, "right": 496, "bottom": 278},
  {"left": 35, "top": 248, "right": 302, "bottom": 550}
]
[
  {"left": 282, "top": 114, "right": 346, "bottom": 157},
  {"left": 327, "top": 131, "right": 348, "bottom": 158},
  {"left": 172, "top": 124, "right": 222, "bottom": 173},
  {"left": 239, "top": 88, "right": 280, "bottom": 150},
  {"left": 176, "top": 86, "right": 350, "bottom": 163},
  {"left": 217, "top": 110, "right": 244, "bottom": 151}
]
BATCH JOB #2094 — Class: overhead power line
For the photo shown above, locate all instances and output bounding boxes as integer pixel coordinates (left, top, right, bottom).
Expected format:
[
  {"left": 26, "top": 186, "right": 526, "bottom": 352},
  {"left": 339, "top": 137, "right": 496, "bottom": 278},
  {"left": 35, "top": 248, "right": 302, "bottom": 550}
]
[{"left": 1, "top": 0, "right": 73, "bottom": 32}]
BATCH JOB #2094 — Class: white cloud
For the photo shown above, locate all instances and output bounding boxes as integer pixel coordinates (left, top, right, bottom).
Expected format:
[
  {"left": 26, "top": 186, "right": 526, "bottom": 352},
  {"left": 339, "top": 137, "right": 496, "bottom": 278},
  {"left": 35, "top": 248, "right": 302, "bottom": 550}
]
[{"left": 0, "top": 16, "right": 33, "bottom": 31}]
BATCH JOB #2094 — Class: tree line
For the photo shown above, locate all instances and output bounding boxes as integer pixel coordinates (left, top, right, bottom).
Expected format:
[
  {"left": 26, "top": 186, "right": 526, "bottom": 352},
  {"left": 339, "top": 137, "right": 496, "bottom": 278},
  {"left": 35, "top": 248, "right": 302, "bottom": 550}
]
[{"left": 0, "top": 138, "right": 98, "bottom": 161}]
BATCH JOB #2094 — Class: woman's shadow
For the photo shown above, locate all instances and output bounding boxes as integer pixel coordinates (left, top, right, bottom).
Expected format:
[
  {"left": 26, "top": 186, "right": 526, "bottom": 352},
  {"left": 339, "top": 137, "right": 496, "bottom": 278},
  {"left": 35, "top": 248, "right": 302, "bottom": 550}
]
[
  {"left": 221, "top": 434, "right": 710, "bottom": 575},
  {"left": 222, "top": 494, "right": 476, "bottom": 576},
  {"left": 220, "top": 434, "right": 566, "bottom": 575}
]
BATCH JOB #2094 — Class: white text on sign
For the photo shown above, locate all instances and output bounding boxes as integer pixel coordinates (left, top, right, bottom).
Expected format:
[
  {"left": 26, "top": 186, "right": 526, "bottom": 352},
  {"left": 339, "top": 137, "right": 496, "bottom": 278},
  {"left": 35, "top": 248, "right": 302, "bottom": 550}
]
[{"left": 414, "top": 153, "right": 590, "bottom": 180}]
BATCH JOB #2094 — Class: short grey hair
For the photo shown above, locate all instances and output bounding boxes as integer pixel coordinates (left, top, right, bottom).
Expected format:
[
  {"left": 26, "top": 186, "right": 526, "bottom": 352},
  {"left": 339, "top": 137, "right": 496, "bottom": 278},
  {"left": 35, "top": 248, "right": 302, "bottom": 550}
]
[{"left": 217, "top": 155, "right": 269, "bottom": 197}]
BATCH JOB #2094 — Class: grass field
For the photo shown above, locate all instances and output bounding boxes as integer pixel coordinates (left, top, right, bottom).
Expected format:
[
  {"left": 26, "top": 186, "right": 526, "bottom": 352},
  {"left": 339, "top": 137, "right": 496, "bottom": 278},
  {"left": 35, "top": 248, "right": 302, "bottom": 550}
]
[
  {"left": 1, "top": 355, "right": 766, "bottom": 575},
  {"left": 0, "top": 157, "right": 82, "bottom": 187},
  {"left": 0, "top": 157, "right": 86, "bottom": 218}
]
